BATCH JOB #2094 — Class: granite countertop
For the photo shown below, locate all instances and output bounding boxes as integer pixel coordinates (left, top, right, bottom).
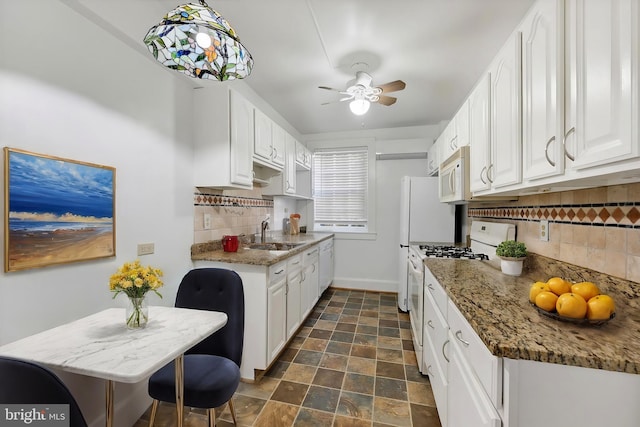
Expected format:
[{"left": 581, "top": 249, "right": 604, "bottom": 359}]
[
  {"left": 191, "top": 233, "right": 333, "bottom": 266},
  {"left": 424, "top": 254, "right": 640, "bottom": 375}
]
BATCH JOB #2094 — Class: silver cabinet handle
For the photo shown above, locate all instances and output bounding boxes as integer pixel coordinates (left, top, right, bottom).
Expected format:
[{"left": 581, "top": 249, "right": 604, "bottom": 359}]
[
  {"left": 442, "top": 340, "right": 450, "bottom": 363},
  {"left": 427, "top": 365, "right": 434, "bottom": 376},
  {"left": 427, "top": 320, "right": 435, "bottom": 329},
  {"left": 455, "top": 330, "right": 470, "bottom": 347},
  {"left": 480, "top": 166, "right": 487, "bottom": 184},
  {"left": 486, "top": 164, "right": 494, "bottom": 183},
  {"left": 427, "top": 283, "right": 435, "bottom": 292},
  {"left": 544, "top": 136, "right": 556, "bottom": 167},
  {"left": 272, "top": 147, "right": 278, "bottom": 160},
  {"left": 563, "top": 127, "right": 576, "bottom": 161},
  {"left": 306, "top": 249, "right": 319, "bottom": 256},
  {"left": 291, "top": 260, "right": 300, "bottom": 265},
  {"left": 275, "top": 269, "right": 285, "bottom": 275}
]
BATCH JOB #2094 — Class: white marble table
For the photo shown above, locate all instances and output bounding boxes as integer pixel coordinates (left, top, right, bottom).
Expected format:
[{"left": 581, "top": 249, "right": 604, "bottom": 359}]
[{"left": 0, "top": 306, "right": 228, "bottom": 427}]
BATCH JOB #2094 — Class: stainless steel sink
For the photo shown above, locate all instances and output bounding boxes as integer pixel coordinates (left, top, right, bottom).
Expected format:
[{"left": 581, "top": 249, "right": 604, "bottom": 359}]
[{"left": 246, "top": 242, "right": 303, "bottom": 251}]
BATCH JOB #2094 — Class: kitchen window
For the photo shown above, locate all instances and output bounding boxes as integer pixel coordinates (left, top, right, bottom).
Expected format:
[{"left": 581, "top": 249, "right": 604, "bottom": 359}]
[{"left": 312, "top": 145, "right": 375, "bottom": 234}]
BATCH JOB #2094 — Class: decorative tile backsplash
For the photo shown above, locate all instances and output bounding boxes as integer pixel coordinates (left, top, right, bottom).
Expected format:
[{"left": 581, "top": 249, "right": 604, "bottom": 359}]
[
  {"left": 469, "top": 203, "right": 640, "bottom": 228},
  {"left": 194, "top": 188, "right": 274, "bottom": 244},
  {"left": 468, "top": 183, "right": 640, "bottom": 283}
]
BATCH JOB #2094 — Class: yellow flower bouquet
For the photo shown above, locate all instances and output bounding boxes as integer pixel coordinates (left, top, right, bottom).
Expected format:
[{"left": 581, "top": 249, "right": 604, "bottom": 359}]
[{"left": 109, "top": 260, "right": 163, "bottom": 328}]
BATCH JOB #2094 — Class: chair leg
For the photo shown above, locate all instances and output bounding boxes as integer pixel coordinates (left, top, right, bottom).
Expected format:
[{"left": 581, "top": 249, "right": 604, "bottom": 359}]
[
  {"left": 148, "top": 400, "right": 159, "bottom": 427},
  {"left": 228, "top": 399, "right": 237, "bottom": 425},
  {"left": 207, "top": 408, "right": 216, "bottom": 427}
]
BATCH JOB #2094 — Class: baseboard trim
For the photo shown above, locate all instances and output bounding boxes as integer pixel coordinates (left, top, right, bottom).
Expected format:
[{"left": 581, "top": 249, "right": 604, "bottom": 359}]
[{"left": 330, "top": 277, "right": 397, "bottom": 293}]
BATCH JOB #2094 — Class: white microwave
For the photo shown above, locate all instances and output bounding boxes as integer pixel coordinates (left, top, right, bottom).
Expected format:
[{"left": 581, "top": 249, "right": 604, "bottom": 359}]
[{"left": 439, "top": 146, "right": 471, "bottom": 204}]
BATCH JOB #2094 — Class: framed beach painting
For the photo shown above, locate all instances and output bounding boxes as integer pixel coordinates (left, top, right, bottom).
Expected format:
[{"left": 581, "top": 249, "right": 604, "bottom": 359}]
[{"left": 3, "top": 148, "right": 116, "bottom": 272}]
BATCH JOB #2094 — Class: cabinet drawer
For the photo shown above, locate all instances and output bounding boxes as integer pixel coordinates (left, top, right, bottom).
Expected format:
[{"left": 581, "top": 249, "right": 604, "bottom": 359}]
[
  {"left": 424, "top": 267, "right": 447, "bottom": 319},
  {"left": 302, "top": 245, "right": 320, "bottom": 264},
  {"left": 269, "top": 260, "right": 287, "bottom": 283},
  {"left": 447, "top": 299, "right": 502, "bottom": 408},
  {"left": 287, "top": 254, "right": 302, "bottom": 271}
]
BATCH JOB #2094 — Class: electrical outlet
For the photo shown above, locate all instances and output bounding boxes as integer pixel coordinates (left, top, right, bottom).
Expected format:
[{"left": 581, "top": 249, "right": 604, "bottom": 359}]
[
  {"left": 539, "top": 220, "right": 549, "bottom": 242},
  {"left": 137, "top": 243, "right": 155, "bottom": 256},
  {"left": 203, "top": 213, "right": 212, "bottom": 230}
]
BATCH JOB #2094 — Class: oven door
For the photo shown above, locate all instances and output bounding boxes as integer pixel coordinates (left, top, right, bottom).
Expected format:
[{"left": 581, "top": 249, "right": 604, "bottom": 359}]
[{"left": 408, "top": 250, "right": 424, "bottom": 348}]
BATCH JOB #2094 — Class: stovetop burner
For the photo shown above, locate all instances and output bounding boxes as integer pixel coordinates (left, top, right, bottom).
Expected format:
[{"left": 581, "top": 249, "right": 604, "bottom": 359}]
[{"left": 418, "top": 245, "right": 488, "bottom": 260}]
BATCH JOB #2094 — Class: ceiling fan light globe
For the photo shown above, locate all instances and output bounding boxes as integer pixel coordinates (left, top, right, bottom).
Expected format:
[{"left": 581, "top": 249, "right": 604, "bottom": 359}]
[{"left": 349, "top": 99, "right": 370, "bottom": 116}]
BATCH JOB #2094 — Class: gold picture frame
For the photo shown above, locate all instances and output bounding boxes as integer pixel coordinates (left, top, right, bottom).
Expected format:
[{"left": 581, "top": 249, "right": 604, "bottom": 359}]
[{"left": 4, "top": 148, "right": 116, "bottom": 272}]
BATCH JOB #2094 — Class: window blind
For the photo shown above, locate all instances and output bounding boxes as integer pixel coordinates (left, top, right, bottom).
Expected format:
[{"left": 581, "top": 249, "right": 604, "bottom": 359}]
[{"left": 312, "top": 147, "right": 369, "bottom": 229}]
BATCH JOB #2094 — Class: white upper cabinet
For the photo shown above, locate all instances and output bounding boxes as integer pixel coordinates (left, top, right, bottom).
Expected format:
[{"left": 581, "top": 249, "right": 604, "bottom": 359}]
[
  {"left": 469, "top": 73, "right": 492, "bottom": 193},
  {"left": 295, "top": 140, "right": 312, "bottom": 170},
  {"left": 271, "top": 123, "right": 286, "bottom": 167},
  {"left": 521, "top": 0, "right": 565, "bottom": 180},
  {"left": 254, "top": 109, "right": 285, "bottom": 171},
  {"left": 489, "top": 30, "right": 523, "bottom": 189},
  {"left": 193, "top": 87, "right": 254, "bottom": 189},
  {"left": 564, "top": 0, "right": 639, "bottom": 169}
]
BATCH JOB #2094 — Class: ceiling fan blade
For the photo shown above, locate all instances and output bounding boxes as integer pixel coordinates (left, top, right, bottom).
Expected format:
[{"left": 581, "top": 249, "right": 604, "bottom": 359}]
[
  {"left": 318, "top": 86, "right": 344, "bottom": 92},
  {"left": 376, "top": 95, "right": 397, "bottom": 106},
  {"left": 321, "top": 96, "right": 353, "bottom": 106},
  {"left": 376, "top": 80, "right": 406, "bottom": 93}
]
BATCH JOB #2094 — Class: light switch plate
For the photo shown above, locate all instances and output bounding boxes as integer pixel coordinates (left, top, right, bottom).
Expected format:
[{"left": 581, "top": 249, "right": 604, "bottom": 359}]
[
  {"left": 539, "top": 220, "right": 549, "bottom": 241},
  {"left": 137, "top": 243, "right": 155, "bottom": 255},
  {"left": 203, "top": 214, "right": 212, "bottom": 230}
]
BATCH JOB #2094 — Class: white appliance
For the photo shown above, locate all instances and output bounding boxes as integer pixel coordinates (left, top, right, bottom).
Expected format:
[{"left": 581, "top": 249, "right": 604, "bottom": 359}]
[
  {"left": 470, "top": 220, "right": 516, "bottom": 262},
  {"left": 439, "top": 146, "right": 471, "bottom": 204},
  {"left": 410, "top": 243, "right": 487, "bottom": 374},
  {"left": 398, "top": 176, "right": 455, "bottom": 312}
]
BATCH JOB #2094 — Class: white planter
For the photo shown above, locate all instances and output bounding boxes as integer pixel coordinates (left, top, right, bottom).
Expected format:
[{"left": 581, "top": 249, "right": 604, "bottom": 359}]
[{"left": 499, "top": 257, "right": 525, "bottom": 276}]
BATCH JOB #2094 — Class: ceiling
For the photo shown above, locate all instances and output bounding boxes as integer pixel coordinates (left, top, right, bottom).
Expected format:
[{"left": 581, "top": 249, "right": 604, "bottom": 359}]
[{"left": 69, "top": 0, "right": 535, "bottom": 135}]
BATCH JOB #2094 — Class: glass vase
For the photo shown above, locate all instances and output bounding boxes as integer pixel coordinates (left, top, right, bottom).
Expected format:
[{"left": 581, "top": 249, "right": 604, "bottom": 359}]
[{"left": 126, "top": 296, "right": 148, "bottom": 329}]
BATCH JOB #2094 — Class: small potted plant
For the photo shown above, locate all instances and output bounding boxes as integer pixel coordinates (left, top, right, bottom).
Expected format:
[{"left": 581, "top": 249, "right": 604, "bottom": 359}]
[{"left": 495, "top": 240, "right": 527, "bottom": 276}]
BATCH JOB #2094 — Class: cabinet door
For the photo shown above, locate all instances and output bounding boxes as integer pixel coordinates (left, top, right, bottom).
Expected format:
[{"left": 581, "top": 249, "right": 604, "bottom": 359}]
[
  {"left": 229, "top": 91, "right": 255, "bottom": 187},
  {"left": 267, "top": 278, "right": 287, "bottom": 363},
  {"left": 284, "top": 134, "right": 297, "bottom": 195},
  {"left": 272, "top": 123, "right": 286, "bottom": 167},
  {"left": 522, "top": 0, "right": 565, "bottom": 180},
  {"left": 254, "top": 108, "right": 273, "bottom": 162},
  {"left": 490, "top": 32, "right": 522, "bottom": 189},
  {"left": 448, "top": 335, "right": 501, "bottom": 427},
  {"left": 286, "top": 270, "right": 302, "bottom": 339},
  {"left": 469, "top": 73, "right": 492, "bottom": 193},
  {"left": 565, "top": 0, "right": 638, "bottom": 169}
]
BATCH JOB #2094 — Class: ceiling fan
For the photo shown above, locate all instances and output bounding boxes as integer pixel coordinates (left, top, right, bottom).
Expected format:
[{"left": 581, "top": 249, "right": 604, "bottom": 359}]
[{"left": 319, "top": 71, "right": 406, "bottom": 116}]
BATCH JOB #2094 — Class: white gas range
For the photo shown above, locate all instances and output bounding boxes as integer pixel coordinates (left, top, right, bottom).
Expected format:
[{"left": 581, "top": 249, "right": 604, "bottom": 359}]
[{"left": 408, "top": 221, "right": 515, "bottom": 374}]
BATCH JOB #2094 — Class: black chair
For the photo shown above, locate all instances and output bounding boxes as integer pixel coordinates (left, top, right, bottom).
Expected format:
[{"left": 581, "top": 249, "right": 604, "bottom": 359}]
[
  {"left": 0, "top": 356, "right": 88, "bottom": 427},
  {"left": 147, "top": 268, "right": 245, "bottom": 427}
]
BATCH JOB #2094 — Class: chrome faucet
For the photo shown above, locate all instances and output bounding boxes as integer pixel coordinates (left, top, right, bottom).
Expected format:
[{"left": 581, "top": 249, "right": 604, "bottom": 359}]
[{"left": 261, "top": 218, "right": 269, "bottom": 243}]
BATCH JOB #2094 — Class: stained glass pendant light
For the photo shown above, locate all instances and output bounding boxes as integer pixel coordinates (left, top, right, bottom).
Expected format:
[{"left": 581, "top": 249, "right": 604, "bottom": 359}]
[{"left": 143, "top": 1, "right": 253, "bottom": 81}]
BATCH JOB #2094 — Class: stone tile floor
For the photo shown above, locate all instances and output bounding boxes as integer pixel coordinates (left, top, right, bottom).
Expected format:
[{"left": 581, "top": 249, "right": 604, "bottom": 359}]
[{"left": 134, "top": 289, "right": 442, "bottom": 427}]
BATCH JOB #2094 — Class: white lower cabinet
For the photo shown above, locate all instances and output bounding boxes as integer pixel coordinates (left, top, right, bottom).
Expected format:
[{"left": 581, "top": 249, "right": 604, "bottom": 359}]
[
  {"left": 448, "top": 331, "right": 501, "bottom": 427},
  {"left": 301, "top": 246, "right": 319, "bottom": 319},
  {"left": 318, "top": 238, "right": 334, "bottom": 294},
  {"left": 424, "top": 272, "right": 640, "bottom": 427},
  {"left": 267, "top": 262, "right": 287, "bottom": 362},
  {"left": 286, "top": 254, "right": 303, "bottom": 339},
  {"left": 194, "top": 244, "right": 326, "bottom": 381}
]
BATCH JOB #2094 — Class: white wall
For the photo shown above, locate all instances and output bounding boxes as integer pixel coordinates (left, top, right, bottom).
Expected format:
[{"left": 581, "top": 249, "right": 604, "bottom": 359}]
[
  {"left": 0, "top": 1, "right": 197, "bottom": 426},
  {"left": 304, "top": 127, "right": 442, "bottom": 292}
]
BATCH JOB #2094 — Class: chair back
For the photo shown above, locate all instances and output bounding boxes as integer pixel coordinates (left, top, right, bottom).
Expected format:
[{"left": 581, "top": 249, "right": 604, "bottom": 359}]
[
  {"left": 0, "top": 356, "right": 88, "bottom": 427},
  {"left": 175, "top": 268, "right": 245, "bottom": 366}
]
